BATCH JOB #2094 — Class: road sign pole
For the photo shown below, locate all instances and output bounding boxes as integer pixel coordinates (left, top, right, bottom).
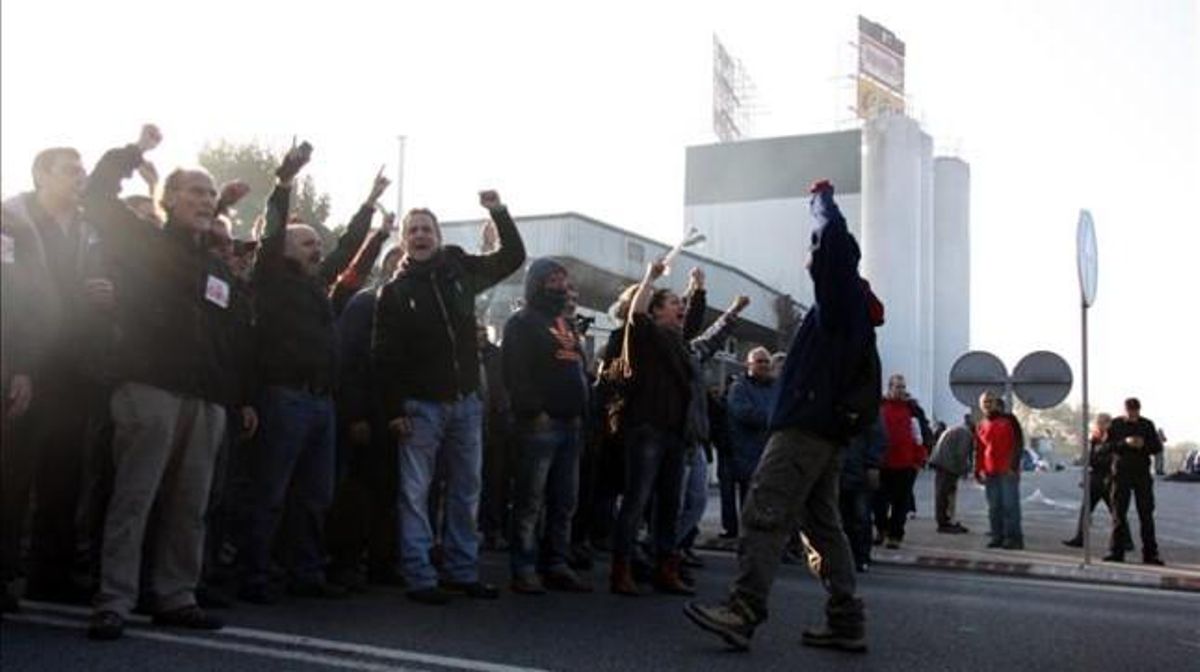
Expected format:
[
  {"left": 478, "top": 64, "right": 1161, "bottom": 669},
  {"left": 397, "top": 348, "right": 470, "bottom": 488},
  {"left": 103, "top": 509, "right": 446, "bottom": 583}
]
[{"left": 1080, "top": 301, "right": 1092, "bottom": 567}]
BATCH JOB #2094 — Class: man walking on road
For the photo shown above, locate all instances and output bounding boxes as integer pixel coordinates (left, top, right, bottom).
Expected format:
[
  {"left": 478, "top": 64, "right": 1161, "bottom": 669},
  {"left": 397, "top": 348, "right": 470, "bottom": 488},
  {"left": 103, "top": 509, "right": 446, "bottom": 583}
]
[
  {"left": 684, "top": 180, "right": 880, "bottom": 654},
  {"left": 929, "top": 414, "right": 973, "bottom": 534},
  {"left": 1104, "top": 398, "right": 1164, "bottom": 565}
]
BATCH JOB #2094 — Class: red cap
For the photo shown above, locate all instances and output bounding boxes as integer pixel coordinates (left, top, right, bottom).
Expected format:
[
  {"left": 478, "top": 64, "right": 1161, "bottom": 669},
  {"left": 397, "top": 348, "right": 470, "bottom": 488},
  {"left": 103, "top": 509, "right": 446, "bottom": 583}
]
[{"left": 809, "top": 179, "right": 834, "bottom": 194}]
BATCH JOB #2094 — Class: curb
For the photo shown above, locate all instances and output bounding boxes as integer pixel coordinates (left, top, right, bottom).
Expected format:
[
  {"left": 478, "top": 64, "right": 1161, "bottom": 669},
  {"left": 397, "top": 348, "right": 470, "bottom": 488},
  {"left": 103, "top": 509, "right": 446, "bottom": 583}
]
[{"left": 696, "top": 541, "right": 1200, "bottom": 594}]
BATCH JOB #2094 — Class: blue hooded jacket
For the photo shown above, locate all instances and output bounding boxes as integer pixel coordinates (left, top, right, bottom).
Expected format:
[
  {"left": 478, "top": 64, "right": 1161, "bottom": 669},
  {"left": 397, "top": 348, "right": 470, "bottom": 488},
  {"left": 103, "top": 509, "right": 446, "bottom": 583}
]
[{"left": 766, "top": 184, "right": 876, "bottom": 442}]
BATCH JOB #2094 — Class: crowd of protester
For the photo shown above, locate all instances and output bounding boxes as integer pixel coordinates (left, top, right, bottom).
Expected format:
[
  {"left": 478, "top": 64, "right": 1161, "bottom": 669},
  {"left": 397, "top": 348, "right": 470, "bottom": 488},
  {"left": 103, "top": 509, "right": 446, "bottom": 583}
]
[{"left": 0, "top": 127, "right": 1166, "bottom": 655}]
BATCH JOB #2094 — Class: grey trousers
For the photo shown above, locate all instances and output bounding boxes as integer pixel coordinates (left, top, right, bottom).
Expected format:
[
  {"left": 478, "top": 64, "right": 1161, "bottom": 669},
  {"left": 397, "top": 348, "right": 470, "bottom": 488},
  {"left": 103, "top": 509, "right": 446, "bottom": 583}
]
[
  {"left": 732, "top": 427, "right": 857, "bottom": 621},
  {"left": 934, "top": 467, "right": 960, "bottom": 527},
  {"left": 94, "top": 383, "right": 225, "bottom": 617}
]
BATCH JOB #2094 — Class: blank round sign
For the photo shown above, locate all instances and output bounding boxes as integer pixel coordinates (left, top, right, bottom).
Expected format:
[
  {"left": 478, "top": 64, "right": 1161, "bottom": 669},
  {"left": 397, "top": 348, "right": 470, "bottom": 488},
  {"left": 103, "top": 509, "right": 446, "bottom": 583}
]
[{"left": 1077, "top": 210, "right": 1098, "bottom": 308}]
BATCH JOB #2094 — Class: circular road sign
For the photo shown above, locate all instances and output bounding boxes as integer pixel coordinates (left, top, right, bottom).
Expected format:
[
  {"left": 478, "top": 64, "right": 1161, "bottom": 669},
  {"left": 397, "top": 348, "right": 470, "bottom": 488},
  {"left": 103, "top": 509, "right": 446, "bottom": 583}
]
[
  {"left": 1012, "top": 350, "right": 1073, "bottom": 409},
  {"left": 1077, "top": 210, "right": 1098, "bottom": 308},
  {"left": 949, "top": 351, "right": 1008, "bottom": 408}
]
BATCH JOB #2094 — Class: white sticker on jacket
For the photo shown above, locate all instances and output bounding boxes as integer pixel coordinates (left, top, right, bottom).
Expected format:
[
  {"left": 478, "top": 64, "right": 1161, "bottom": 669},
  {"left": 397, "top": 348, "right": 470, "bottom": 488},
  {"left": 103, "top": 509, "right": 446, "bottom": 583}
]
[
  {"left": 1, "top": 233, "right": 13, "bottom": 264},
  {"left": 205, "top": 274, "right": 230, "bottom": 308}
]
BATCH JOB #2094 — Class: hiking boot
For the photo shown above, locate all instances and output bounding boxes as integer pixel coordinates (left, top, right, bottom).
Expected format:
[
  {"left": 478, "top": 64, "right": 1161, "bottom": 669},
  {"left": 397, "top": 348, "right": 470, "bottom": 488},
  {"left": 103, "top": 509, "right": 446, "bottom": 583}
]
[
  {"left": 87, "top": 611, "right": 125, "bottom": 641},
  {"left": 653, "top": 555, "right": 695, "bottom": 596},
  {"left": 510, "top": 574, "right": 547, "bottom": 595},
  {"left": 406, "top": 587, "right": 452, "bottom": 605},
  {"left": 801, "top": 595, "right": 867, "bottom": 653},
  {"left": 153, "top": 605, "right": 224, "bottom": 631},
  {"left": 610, "top": 557, "right": 640, "bottom": 596},
  {"left": 543, "top": 570, "right": 593, "bottom": 593},
  {"left": 683, "top": 599, "right": 758, "bottom": 651},
  {"left": 440, "top": 580, "right": 500, "bottom": 600}
]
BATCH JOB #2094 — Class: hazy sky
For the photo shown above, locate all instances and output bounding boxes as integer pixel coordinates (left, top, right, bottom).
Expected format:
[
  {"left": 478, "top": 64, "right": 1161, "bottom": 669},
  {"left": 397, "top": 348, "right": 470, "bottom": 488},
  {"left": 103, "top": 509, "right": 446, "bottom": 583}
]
[{"left": 3, "top": 0, "right": 1198, "bottom": 442}]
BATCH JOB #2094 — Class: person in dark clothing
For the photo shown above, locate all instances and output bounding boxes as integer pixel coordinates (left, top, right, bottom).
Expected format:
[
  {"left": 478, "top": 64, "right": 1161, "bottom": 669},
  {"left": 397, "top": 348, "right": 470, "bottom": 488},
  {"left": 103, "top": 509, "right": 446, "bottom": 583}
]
[
  {"left": 1063, "top": 413, "right": 1131, "bottom": 550},
  {"left": 239, "top": 142, "right": 390, "bottom": 603},
  {"left": 608, "top": 260, "right": 696, "bottom": 597},
  {"left": 326, "top": 245, "right": 406, "bottom": 591},
  {"left": 1104, "top": 398, "right": 1165, "bottom": 565},
  {"left": 929, "top": 414, "right": 974, "bottom": 534},
  {"left": 503, "top": 258, "right": 591, "bottom": 594},
  {"left": 709, "top": 384, "right": 737, "bottom": 540},
  {"left": 723, "top": 347, "right": 776, "bottom": 539},
  {"left": 842, "top": 418, "right": 886, "bottom": 571},
  {"left": 479, "top": 324, "right": 514, "bottom": 552},
  {"left": 0, "top": 145, "right": 98, "bottom": 607},
  {"left": 84, "top": 125, "right": 252, "bottom": 639},
  {"left": 373, "top": 190, "right": 526, "bottom": 605},
  {"left": 685, "top": 180, "right": 878, "bottom": 654}
]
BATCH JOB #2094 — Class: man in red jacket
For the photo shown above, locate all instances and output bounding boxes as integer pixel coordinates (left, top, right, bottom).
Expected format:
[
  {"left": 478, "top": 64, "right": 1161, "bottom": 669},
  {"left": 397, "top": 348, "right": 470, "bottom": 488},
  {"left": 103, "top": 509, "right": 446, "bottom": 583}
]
[
  {"left": 874, "top": 375, "right": 926, "bottom": 549},
  {"left": 975, "top": 392, "right": 1024, "bottom": 549}
]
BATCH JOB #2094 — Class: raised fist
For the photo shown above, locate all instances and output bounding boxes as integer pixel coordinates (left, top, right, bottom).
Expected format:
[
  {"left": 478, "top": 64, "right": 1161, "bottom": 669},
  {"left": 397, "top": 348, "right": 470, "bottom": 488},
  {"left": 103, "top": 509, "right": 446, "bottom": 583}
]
[
  {"left": 688, "top": 267, "right": 706, "bottom": 290},
  {"left": 479, "top": 190, "right": 503, "bottom": 210},
  {"left": 276, "top": 140, "right": 313, "bottom": 182},
  {"left": 218, "top": 180, "right": 252, "bottom": 209},
  {"left": 137, "top": 124, "right": 163, "bottom": 153},
  {"left": 647, "top": 259, "right": 666, "bottom": 280}
]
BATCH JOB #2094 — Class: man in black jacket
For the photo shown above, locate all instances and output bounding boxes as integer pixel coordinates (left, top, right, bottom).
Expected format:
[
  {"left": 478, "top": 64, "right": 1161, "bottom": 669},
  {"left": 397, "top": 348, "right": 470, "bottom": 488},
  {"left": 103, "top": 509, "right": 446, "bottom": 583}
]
[
  {"left": 84, "top": 125, "right": 251, "bottom": 639},
  {"left": 502, "top": 258, "right": 590, "bottom": 594},
  {"left": 373, "top": 191, "right": 525, "bottom": 605},
  {"left": 1104, "top": 398, "right": 1165, "bottom": 565},
  {"left": 238, "top": 142, "right": 389, "bottom": 603}
]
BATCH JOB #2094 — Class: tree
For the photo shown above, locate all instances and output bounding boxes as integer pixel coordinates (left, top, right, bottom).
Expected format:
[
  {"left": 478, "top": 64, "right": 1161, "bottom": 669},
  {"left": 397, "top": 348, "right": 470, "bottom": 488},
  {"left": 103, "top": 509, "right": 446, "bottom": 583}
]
[{"left": 198, "top": 140, "right": 336, "bottom": 246}]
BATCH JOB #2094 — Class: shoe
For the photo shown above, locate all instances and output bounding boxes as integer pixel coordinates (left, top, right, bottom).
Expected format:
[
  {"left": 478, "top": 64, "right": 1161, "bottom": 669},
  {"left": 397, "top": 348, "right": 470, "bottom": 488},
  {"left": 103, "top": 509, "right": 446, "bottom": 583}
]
[
  {"left": 938, "top": 524, "right": 969, "bottom": 534},
  {"left": 153, "top": 605, "right": 224, "bottom": 631},
  {"left": 952, "top": 523, "right": 970, "bottom": 534},
  {"left": 237, "top": 584, "right": 278, "bottom": 605},
  {"left": 801, "top": 596, "right": 867, "bottom": 653},
  {"left": 610, "top": 558, "right": 640, "bottom": 596},
  {"left": 542, "top": 570, "right": 593, "bottom": 593},
  {"left": 884, "top": 538, "right": 900, "bottom": 550},
  {"left": 287, "top": 580, "right": 349, "bottom": 599},
  {"left": 1062, "top": 537, "right": 1083, "bottom": 548},
  {"left": 195, "top": 587, "right": 233, "bottom": 610},
  {"left": 1102, "top": 553, "right": 1125, "bottom": 563},
  {"left": 510, "top": 575, "right": 547, "bottom": 595},
  {"left": 1002, "top": 540, "right": 1025, "bottom": 550},
  {"left": 1143, "top": 556, "right": 1165, "bottom": 566},
  {"left": 87, "top": 610, "right": 125, "bottom": 641},
  {"left": 406, "top": 587, "right": 452, "bottom": 605},
  {"left": 986, "top": 539, "right": 1004, "bottom": 549},
  {"left": 683, "top": 599, "right": 757, "bottom": 651},
  {"left": 652, "top": 555, "right": 695, "bottom": 596},
  {"left": 440, "top": 581, "right": 500, "bottom": 600},
  {"left": 680, "top": 548, "right": 706, "bottom": 569}
]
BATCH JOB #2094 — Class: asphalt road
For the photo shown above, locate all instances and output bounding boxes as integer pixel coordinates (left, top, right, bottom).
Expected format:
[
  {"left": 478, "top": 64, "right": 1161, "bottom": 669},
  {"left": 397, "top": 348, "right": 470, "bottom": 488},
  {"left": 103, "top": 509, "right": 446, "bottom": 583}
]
[{"left": 3, "top": 551, "right": 1197, "bottom": 672}]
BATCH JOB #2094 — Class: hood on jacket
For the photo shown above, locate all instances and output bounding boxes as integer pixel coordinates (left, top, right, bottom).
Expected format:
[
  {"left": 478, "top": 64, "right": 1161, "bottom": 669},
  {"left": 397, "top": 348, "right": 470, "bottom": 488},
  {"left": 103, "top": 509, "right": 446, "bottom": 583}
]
[{"left": 524, "top": 256, "right": 568, "bottom": 310}]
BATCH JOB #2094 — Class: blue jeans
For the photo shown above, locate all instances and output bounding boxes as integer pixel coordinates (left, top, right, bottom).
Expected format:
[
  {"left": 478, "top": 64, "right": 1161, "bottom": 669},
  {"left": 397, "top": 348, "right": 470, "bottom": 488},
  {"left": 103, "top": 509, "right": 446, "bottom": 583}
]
[
  {"left": 397, "top": 394, "right": 483, "bottom": 590},
  {"left": 510, "top": 417, "right": 582, "bottom": 578},
  {"left": 241, "top": 386, "right": 335, "bottom": 588},
  {"left": 676, "top": 446, "right": 708, "bottom": 548},
  {"left": 614, "top": 425, "right": 686, "bottom": 560},
  {"left": 984, "top": 474, "right": 1023, "bottom": 544}
]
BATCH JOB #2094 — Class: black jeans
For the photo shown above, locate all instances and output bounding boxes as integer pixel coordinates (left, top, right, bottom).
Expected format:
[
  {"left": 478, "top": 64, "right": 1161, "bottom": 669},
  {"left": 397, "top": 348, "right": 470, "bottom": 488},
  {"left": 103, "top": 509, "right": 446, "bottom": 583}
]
[
  {"left": 874, "top": 468, "right": 918, "bottom": 541},
  {"left": 1110, "top": 468, "right": 1158, "bottom": 558},
  {"left": 839, "top": 486, "right": 872, "bottom": 566},
  {"left": 717, "top": 451, "right": 751, "bottom": 537}
]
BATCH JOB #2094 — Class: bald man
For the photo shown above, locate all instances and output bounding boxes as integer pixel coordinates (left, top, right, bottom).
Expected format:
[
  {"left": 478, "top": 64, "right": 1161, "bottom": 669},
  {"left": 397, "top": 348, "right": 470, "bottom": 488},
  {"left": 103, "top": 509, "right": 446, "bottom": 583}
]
[{"left": 238, "top": 141, "right": 390, "bottom": 603}]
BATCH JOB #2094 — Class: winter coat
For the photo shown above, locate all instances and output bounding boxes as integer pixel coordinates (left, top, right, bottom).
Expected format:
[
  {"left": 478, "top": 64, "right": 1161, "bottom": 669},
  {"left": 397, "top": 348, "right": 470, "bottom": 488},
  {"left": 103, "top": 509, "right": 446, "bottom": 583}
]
[
  {"left": 881, "top": 398, "right": 927, "bottom": 470},
  {"left": 372, "top": 206, "right": 525, "bottom": 417},
  {"left": 842, "top": 417, "right": 887, "bottom": 491},
  {"left": 929, "top": 423, "right": 974, "bottom": 476},
  {"left": 727, "top": 372, "right": 775, "bottom": 481}
]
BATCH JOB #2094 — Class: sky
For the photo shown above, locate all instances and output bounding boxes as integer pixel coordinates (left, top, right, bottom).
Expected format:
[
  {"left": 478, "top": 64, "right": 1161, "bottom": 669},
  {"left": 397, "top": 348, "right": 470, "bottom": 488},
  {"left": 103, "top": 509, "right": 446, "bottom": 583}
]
[{"left": 3, "top": 0, "right": 1198, "bottom": 442}]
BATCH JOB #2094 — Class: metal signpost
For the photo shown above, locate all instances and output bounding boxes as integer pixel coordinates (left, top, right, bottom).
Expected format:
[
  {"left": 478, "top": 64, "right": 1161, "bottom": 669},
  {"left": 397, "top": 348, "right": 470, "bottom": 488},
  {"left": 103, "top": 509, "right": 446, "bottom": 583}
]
[{"left": 1077, "top": 210, "right": 1099, "bottom": 565}]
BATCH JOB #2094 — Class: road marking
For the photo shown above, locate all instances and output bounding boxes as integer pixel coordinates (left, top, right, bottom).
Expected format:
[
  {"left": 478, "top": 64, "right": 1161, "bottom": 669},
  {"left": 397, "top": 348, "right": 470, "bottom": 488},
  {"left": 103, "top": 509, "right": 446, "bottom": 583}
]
[
  {"left": 12, "top": 602, "right": 551, "bottom": 672},
  {"left": 4, "top": 613, "right": 421, "bottom": 672}
]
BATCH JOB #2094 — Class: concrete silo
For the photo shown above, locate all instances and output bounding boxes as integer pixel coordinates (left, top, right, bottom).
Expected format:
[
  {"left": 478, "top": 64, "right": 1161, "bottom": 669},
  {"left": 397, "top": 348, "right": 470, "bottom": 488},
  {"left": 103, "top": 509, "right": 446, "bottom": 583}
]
[{"left": 932, "top": 157, "right": 972, "bottom": 424}]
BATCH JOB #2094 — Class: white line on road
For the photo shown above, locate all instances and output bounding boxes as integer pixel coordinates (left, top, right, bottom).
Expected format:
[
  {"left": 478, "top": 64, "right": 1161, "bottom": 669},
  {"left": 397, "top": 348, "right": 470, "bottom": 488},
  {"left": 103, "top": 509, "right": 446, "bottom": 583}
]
[
  {"left": 12, "top": 602, "right": 552, "bottom": 672},
  {"left": 4, "top": 613, "right": 423, "bottom": 672}
]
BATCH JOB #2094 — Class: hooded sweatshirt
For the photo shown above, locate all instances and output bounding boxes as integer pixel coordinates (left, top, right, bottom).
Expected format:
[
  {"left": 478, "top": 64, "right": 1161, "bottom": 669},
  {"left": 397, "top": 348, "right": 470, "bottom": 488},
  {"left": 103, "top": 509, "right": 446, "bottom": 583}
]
[{"left": 501, "top": 257, "right": 588, "bottom": 420}]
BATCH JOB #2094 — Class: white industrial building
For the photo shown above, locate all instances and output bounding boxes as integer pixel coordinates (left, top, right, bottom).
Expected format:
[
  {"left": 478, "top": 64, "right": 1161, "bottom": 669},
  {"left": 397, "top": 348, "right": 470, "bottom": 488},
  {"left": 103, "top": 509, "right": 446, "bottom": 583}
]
[{"left": 684, "top": 114, "right": 971, "bottom": 424}]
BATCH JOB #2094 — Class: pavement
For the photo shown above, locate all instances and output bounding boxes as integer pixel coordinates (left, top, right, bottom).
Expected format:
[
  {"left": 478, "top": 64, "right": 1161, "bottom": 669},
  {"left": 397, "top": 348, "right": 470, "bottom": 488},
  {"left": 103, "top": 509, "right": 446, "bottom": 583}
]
[
  {"left": 697, "top": 466, "right": 1200, "bottom": 593},
  {"left": 3, "top": 551, "right": 1199, "bottom": 672}
]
